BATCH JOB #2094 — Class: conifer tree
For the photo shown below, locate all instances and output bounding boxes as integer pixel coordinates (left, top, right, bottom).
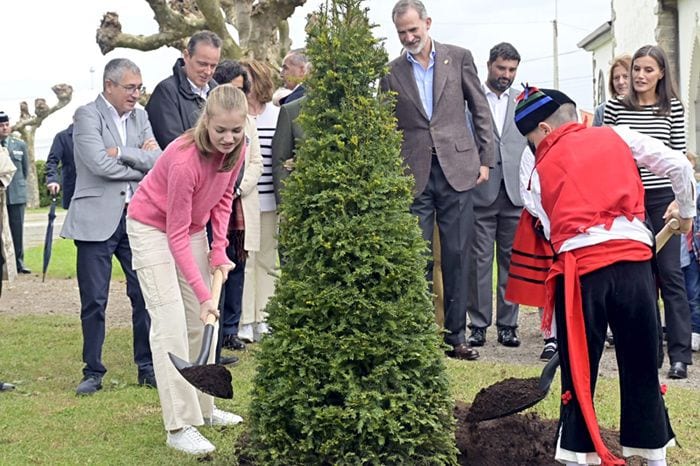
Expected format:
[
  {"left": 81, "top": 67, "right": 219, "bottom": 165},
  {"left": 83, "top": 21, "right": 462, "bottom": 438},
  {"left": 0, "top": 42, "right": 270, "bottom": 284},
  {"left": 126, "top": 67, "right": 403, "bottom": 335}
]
[{"left": 250, "top": 1, "right": 457, "bottom": 464}]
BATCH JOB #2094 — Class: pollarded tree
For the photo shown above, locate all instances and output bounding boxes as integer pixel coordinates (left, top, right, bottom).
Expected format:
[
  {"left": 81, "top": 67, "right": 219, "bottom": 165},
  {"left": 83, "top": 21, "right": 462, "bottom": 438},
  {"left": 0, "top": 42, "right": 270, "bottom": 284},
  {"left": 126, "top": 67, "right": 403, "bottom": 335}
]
[
  {"left": 250, "top": 1, "right": 458, "bottom": 464},
  {"left": 97, "top": 0, "right": 306, "bottom": 64},
  {"left": 11, "top": 84, "right": 73, "bottom": 208}
]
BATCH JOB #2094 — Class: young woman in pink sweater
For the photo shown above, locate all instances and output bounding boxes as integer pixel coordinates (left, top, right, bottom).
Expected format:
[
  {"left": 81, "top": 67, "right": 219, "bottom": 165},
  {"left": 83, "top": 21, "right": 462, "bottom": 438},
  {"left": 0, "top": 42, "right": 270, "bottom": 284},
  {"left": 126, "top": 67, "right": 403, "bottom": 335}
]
[{"left": 126, "top": 84, "right": 247, "bottom": 456}]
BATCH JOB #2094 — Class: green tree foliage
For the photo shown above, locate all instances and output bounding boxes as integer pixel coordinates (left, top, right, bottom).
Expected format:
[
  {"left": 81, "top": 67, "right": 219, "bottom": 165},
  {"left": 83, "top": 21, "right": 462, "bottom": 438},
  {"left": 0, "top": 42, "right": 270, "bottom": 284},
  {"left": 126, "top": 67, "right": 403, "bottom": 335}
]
[{"left": 249, "top": 1, "right": 457, "bottom": 464}]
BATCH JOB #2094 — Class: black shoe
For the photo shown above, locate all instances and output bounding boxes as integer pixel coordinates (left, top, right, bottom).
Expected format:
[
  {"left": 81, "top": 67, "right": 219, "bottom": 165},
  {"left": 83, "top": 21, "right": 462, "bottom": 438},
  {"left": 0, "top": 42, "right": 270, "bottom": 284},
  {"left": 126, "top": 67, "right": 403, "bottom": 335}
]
[
  {"left": 540, "top": 338, "right": 557, "bottom": 361},
  {"left": 76, "top": 375, "right": 103, "bottom": 395},
  {"left": 668, "top": 362, "right": 688, "bottom": 379},
  {"left": 18, "top": 268, "right": 31, "bottom": 274},
  {"left": 497, "top": 327, "right": 521, "bottom": 347},
  {"left": 446, "top": 343, "right": 480, "bottom": 361},
  {"left": 219, "top": 355, "right": 240, "bottom": 366},
  {"left": 467, "top": 327, "right": 486, "bottom": 347},
  {"left": 0, "top": 381, "right": 16, "bottom": 391},
  {"left": 138, "top": 371, "right": 157, "bottom": 388},
  {"left": 222, "top": 334, "right": 246, "bottom": 351}
]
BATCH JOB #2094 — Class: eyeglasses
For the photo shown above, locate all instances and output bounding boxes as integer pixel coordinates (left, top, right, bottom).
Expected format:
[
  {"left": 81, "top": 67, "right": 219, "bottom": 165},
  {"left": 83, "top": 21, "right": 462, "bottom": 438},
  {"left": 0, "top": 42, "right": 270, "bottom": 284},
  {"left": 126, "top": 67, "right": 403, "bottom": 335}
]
[{"left": 111, "top": 81, "right": 146, "bottom": 95}]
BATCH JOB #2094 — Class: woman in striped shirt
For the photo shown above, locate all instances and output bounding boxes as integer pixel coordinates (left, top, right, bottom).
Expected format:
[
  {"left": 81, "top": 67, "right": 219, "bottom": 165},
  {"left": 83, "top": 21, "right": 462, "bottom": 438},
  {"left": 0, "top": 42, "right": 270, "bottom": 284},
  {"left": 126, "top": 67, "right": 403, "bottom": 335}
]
[
  {"left": 238, "top": 59, "right": 281, "bottom": 343},
  {"left": 604, "top": 44, "right": 693, "bottom": 380}
]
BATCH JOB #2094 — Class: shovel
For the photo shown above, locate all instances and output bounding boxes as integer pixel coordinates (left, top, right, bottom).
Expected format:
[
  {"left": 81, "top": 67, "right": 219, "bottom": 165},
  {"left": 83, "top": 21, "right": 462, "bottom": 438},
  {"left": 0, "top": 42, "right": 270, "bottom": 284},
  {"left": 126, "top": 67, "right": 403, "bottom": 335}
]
[
  {"left": 467, "top": 217, "right": 681, "bottom": 423},
  {"left": 168, "top": 269, "right": 233, "bottom": 399}
]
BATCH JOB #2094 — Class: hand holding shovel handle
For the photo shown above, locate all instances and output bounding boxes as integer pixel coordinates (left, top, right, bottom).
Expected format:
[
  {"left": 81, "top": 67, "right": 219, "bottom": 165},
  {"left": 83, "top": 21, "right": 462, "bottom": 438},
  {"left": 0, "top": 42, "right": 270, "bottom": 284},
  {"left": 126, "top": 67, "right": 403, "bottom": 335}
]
[{"left": 656, "top": 218, "right": 680, "bottom": 253}]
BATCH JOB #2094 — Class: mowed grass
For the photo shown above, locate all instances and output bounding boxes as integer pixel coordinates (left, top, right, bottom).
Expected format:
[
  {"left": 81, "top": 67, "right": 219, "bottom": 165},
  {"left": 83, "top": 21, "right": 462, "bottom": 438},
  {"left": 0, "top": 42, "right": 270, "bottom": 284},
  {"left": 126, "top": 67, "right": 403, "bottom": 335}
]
[
  {"left": 24, "top": 238, "right": 125, "bottom": 280},
  {"left": 1, "top": 314, "right": 699, "bottom": 465}
]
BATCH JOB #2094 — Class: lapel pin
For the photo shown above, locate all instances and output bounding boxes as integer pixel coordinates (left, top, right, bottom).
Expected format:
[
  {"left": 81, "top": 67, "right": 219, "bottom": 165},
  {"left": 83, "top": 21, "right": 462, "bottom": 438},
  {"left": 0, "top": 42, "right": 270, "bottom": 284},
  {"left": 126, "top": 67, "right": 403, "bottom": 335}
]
[{"left": 444, "top": 59, "right": 449, "bottom": 64}]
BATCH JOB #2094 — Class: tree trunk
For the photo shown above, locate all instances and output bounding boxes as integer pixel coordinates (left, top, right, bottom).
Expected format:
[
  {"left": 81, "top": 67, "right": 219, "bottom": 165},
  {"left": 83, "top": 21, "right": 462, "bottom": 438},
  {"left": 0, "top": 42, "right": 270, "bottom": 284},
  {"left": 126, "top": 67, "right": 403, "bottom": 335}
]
[{"left": 11, "top": 85, "right": 73, "bottom": 209}]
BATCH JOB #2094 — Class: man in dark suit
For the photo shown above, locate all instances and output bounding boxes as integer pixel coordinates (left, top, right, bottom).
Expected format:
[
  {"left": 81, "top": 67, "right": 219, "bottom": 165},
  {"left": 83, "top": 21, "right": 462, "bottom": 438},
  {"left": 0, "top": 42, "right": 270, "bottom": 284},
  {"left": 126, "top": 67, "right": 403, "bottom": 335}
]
[
  {"left": 45, "top": 123, "right": 75, "bottom": 209},
  {"left": 271, "top": 96, "right": 305, "bottom": 205},
  {"left": 467, "top": 43, "right": 527, "bottom": 349},
  {"left": 279, "top": 49, "right": 308, "bottom": 105},
  {"left": 61, "top": 58, "right": 162, "bottom": 395},
  {"left": 380, "top": 0, "right": 495, "bottom": 360},
  {"left": 0, "top": 111, "right": 31, "bottom": 274},
  {"left": 146, "top": 30, "right": 222, "bottom": 149}
]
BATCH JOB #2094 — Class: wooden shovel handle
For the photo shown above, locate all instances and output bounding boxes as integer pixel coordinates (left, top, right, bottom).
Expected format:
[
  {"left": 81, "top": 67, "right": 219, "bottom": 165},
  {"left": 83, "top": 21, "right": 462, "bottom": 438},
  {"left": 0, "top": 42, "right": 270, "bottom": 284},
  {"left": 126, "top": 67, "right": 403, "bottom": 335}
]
[
  {"left": 204, "top": 268, "right": 225, "bottom": 326},
  {"left": 656, "top": 218, "right": 680, "bottom": 253}
]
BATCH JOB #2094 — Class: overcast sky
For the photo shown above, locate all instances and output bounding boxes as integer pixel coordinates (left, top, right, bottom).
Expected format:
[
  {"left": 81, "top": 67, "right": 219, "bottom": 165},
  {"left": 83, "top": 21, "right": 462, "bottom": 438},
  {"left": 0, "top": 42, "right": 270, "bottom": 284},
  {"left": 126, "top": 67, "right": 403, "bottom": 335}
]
[{"left": 2, "top": 0, "right": 611, "bottom": 159}]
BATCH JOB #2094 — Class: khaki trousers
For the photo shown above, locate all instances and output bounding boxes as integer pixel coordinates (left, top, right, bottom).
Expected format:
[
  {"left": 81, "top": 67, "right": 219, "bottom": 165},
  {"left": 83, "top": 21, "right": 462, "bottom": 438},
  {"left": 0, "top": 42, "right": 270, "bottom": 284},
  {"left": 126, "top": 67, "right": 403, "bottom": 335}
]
[
  {"left": 241, "top": 211, "right": 278, "bottom": 325},
  {"left": 126, "top": 218, "right": 216, "bottom": 431}
]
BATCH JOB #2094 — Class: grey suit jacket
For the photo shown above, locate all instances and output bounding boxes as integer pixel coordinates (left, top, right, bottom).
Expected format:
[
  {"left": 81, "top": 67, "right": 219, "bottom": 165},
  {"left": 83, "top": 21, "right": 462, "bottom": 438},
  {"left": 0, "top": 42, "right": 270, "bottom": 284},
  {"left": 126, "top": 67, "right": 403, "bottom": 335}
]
[
  {"left": 3, "top": 137, "right": 29, "bottom": 205},
  {"left": 271, "top": 96, "right": 305, "bottom": 205},
  {"left": 379, "top": 41, "right": 495, "bottom": 196},
  {"left": 61, "top": 96, "right": 162, "bottom": 242},
  {"left": 472, "top": 90, "right": 527, "bottom": 207}
]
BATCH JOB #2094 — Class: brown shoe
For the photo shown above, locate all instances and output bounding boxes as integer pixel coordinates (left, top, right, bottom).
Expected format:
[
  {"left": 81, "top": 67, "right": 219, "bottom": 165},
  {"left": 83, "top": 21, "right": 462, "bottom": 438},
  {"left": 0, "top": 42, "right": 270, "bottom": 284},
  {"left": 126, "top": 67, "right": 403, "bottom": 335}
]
[{"left": 446, "top": 343, "right": 480, "bottom": 361}]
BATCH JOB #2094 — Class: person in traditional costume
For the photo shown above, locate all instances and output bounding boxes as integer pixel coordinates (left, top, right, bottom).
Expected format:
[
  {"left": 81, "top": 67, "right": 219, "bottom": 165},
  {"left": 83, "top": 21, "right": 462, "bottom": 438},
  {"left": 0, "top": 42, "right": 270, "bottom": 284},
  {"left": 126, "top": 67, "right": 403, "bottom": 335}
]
[{"left": 515, "top": 86, "right": 695, "bottom": 466}]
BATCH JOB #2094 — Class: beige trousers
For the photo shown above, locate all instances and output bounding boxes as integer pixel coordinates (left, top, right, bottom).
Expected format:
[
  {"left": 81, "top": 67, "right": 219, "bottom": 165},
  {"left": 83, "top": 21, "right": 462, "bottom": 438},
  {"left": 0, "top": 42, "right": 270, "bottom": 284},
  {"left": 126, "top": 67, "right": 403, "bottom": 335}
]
[
  {"left": 241, "top": 211, "right": 278, "bottom": 325},
  {"left": 126, "top": 218, "right": 216, "bottom": 432}
]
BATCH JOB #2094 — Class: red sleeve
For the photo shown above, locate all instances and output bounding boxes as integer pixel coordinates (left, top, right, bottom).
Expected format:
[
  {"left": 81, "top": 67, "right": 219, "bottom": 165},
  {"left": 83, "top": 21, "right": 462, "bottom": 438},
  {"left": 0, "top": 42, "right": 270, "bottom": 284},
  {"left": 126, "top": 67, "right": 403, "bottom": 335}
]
[{"left": 165, "top": 161, "right": 211, "bottom": 303}]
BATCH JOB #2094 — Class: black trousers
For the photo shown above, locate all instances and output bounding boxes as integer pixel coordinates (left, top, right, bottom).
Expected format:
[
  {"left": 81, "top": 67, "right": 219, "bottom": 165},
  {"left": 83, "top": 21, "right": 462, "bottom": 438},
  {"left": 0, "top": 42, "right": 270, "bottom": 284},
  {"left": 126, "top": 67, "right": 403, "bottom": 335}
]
[
  {"left": 6, "top": 203, "right": 25, "bottom": 270},
  {"left": 556, "top": 260, "right": 674, "bottom": 453},
  {"left": 75, "top": 211, "right": 153, "bottom": 377},
  {"left": 646, "top": 187, "right": 693, "bottom": 365},
  {"left": 411, "top": 156, "right": 474, "bottom": 346}
]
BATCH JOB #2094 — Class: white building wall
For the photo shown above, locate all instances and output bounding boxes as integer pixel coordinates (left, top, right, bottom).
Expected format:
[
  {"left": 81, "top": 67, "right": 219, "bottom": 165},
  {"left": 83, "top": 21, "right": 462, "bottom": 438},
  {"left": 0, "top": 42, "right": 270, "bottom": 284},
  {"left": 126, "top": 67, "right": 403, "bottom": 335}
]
[
  {"left": 611, "top": 0, "right": 658, "bottom": 55},
  {"left": 591, "top": 39, "right": 615, "bottom": 105},
  {"left": 677, "top": 0, "right": 700, "bottom": 152}
]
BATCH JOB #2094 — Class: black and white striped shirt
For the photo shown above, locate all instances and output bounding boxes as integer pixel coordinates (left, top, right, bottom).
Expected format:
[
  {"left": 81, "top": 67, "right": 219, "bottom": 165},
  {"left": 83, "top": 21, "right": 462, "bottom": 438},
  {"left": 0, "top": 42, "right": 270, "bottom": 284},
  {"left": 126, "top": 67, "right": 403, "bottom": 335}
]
[
  {"left": 252, "top": 103, "right": 280, "bottom": 212},
  {"left": 603, "top": 97, "right": 686, "bottom": 190}
]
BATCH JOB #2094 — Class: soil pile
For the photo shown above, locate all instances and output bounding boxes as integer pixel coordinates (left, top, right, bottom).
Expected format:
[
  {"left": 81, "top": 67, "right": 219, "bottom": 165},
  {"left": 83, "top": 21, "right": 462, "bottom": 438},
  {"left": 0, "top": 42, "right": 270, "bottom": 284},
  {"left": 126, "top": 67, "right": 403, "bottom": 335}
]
[
  {"left": 178, "top": 364, "right": 233, "bottom": 399},
  {"left": 466, "top": 377, "right": 545, "bottom": 422}
]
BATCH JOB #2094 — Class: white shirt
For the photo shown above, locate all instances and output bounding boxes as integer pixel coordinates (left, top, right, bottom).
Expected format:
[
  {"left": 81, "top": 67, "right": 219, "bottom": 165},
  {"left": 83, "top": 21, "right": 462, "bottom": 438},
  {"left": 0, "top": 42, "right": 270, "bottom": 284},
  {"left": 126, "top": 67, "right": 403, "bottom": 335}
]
[
  {"left": 482, "top": 84, "right": 510, "bottom": 136},
  {"left": 187, "top": 78, "right": 210, "bottom": 99},
  {"left": 100, "top": 94, "right": 134, "bottom": 201},
  {"left": 519, "top": 125, "right": 696, "bottom": 253}
]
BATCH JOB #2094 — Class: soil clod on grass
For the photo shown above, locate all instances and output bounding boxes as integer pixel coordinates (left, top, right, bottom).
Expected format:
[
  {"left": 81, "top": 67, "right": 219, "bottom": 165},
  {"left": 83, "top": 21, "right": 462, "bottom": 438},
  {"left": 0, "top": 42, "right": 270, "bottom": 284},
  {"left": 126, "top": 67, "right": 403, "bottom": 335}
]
[
  {"left": 178, "top": 364, "right": 233, "bottom": 399},
  {"left": 466, "top": 377, "right": 546, "bottom": 422}
]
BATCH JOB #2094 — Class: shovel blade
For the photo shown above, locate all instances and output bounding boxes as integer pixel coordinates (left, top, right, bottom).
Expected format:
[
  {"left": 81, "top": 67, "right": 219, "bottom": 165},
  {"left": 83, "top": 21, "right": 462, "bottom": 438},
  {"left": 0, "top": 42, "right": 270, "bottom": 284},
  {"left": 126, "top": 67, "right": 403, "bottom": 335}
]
[{"left": 168, "top": 352, "right": 233, "bottom": 399}]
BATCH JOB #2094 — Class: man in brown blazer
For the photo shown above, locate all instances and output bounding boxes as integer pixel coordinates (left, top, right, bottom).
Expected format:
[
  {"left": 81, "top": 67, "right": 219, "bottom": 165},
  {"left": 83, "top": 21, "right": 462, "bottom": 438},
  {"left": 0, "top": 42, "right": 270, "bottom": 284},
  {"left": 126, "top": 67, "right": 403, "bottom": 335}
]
[{"left": 380, "top": 0, "right": 495, "bottom": 360}]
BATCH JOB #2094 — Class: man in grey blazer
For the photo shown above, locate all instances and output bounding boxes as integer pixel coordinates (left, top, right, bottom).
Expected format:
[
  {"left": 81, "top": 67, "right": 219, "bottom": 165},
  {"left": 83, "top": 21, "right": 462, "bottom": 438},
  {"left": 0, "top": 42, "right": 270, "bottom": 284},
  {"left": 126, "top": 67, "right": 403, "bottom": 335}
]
[
  {"left": 380, "top": 0, "right": 495, "bottom": 360},
  {"left": 467, "top": 43, "right": 527, "bottom": 348},
  {"left": 61, "top": 58, "right": 162, "bottom": 395},
  {"left": 0, "top": 112, "right": 31, "bottom": 274},
  {"left": 271, "top": 96, "right": 305, "bottom": 205}
]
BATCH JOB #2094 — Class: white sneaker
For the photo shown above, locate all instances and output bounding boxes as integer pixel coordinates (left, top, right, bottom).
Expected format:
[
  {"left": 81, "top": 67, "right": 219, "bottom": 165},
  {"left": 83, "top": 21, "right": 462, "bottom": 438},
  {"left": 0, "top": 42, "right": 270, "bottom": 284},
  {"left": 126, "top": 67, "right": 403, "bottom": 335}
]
[
  {"left": 204, "top": 408, "right": 243, "bottom": 426},
  {"left": 692, "top": 332, "right": 700, "bottom": 352},
  {"left": 167, "top": 426, "right": 215, "bottom": 455},
  {"left": 254, "top": 322, "right": 270, "bottom": 341},
  {"left": 238, "top": 324, "right": 255, "bottom": 343}
]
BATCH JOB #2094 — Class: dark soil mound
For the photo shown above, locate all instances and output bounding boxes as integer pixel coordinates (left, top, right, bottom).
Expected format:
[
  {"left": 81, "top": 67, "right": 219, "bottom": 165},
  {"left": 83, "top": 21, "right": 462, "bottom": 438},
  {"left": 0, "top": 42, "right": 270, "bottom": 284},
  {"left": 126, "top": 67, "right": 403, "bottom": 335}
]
[
  {"left": 178, "top": 364, "right": 233, "bottom": 399},
  {"left": 466, "top": 377, "right": 545, "bottom": 422},
  {"left": 455, "top": 401, "right": 647, "bottom": 466}
]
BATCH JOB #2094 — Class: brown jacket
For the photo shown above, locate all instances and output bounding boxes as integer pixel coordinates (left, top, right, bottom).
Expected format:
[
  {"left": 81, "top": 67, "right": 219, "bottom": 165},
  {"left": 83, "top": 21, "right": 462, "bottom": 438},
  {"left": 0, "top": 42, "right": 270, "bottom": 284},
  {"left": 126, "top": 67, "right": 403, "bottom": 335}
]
[{"left": 380, "top": 41, "right": 495, "bottom": 196}]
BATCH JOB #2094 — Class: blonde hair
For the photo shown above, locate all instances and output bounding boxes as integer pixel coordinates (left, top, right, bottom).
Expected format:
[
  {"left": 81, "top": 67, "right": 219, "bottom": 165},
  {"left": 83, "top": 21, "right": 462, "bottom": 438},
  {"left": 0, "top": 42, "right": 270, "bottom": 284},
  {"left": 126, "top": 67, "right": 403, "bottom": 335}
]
[{"left": 182, "top": 84, "right": 248, "bottom": 171}]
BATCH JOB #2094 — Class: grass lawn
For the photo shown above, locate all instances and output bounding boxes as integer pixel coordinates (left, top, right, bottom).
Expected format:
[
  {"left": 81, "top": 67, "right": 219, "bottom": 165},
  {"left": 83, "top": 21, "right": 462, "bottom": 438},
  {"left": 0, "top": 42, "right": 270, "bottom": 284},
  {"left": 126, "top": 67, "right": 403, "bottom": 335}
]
[
  {"left": 1, "top": 314, "right": 698, "bottom": 465},
  {"left": 24, "top": 239, "right": 125, "bottom": 281}
]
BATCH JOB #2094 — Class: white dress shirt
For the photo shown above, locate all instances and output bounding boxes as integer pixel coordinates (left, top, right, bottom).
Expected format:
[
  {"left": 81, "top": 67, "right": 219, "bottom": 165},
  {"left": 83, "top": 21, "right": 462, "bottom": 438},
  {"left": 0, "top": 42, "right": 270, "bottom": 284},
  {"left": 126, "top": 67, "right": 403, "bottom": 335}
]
[
  {"left": 482, "top": 84, "right": 510, "bottom": 136},
  {"left": 100, "top": 94, "right": 134, "bottom": 201}
]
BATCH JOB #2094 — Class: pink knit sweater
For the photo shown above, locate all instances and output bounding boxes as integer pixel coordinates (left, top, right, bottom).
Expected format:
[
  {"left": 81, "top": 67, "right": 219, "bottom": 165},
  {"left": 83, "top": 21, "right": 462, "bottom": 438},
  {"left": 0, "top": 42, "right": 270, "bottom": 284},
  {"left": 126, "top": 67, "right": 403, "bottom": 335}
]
[{"left": 128, "top": 135, "right": 245, "bottom": 303}]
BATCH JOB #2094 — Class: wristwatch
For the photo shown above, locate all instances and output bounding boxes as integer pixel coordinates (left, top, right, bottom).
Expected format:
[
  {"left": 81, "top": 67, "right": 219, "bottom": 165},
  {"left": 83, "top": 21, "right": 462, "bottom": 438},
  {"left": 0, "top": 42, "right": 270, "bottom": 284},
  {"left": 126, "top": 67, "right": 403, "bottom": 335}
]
[{"left": 235, "top": 187, "right": 242, "bottom": 197}]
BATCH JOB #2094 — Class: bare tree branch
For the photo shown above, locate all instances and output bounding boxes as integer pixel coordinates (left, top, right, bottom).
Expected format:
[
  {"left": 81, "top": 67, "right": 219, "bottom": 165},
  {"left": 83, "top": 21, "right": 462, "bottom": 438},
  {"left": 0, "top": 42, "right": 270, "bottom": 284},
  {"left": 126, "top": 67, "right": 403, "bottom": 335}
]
[{"left": 12, "top": 84, "right": 73, "bottom": 208}]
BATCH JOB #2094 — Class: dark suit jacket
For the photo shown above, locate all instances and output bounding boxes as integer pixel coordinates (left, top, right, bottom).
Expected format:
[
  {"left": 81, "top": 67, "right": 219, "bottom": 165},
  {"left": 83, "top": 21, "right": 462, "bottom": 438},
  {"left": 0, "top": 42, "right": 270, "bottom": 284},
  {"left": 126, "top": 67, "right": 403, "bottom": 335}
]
[
  {"left": 271, "top": 96, "right": 305, "bottom": 204},
  {"left": 145, "top": 58, "right": 218, "bottom": 149},
  {"left": 379, "top": 41, "right": 495, "bottom": 196},
  {"left": 279, "top": 85, "right": 305, "bottom": 106},
  {"left": 45, "top": 124, "right": 76, "bottom": 209},
  {"left": 2, "top": 137, "right": 29, "bottom": 205}
]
